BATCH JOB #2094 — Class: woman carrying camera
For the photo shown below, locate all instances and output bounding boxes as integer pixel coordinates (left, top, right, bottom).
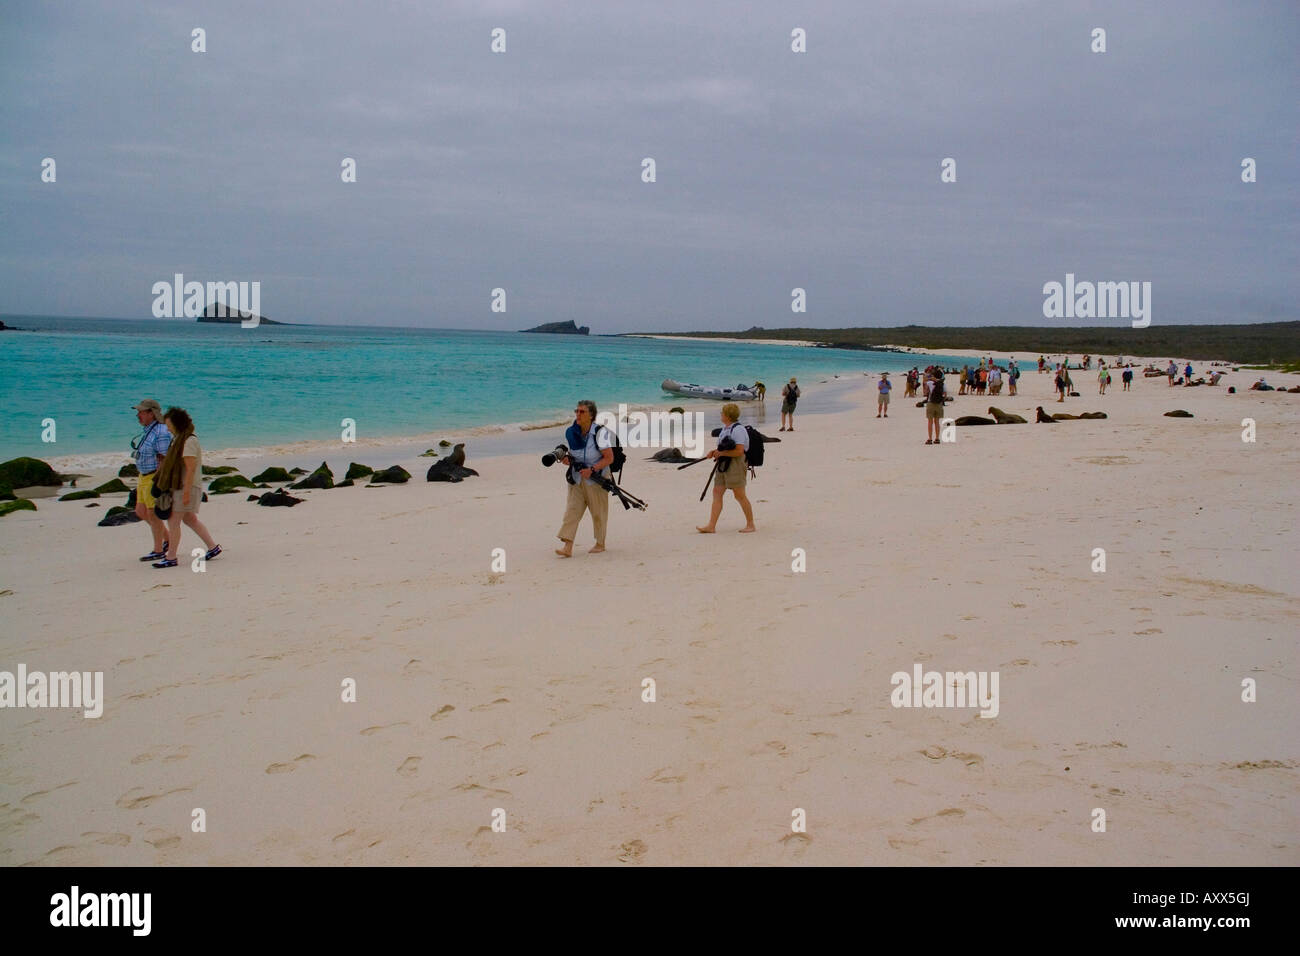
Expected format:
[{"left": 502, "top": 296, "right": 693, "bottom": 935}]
[
  {"left": 555, "top": 400, "right": 615, "bottom": 557},
  {"left": 696, "top": 403, "right": 756, "bottom": 534}
]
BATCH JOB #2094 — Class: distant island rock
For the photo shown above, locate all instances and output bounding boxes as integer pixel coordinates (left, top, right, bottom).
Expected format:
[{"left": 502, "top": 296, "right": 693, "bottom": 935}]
[
  {"left": 198, "top": 304, "right": 282, "bottom": 325},
  {"left": 521, "top": 320, "right": 589, "bottom": 335}
]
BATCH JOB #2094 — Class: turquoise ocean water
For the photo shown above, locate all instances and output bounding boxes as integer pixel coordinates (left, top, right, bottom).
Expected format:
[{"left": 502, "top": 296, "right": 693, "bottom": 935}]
[{"left": 0, "top": 316, "right": 977, "bottom": 466}]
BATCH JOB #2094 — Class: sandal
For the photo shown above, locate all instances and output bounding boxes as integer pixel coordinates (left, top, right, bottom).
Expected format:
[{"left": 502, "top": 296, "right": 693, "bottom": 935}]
[
  {"left": 205, "top": 545, "right": 222, "bottom": 561},
  {"left": 139, "top": 539, "right": 170, "bottom": 562},
  {"left": 925, "top": 439, "right": 933, "bottom": 444},
  {"left": 152, "top": 558, "right": 178, "bottom": 569}
]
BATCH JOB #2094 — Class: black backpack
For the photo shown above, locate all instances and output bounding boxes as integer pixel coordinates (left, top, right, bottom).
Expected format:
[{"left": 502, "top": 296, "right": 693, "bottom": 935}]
[
  {"left": 929, "top": 377, "right": 945, "bottom": 403},
  {"left": 711, "top": 424, "right": 765, "bottom": 469},
  {"left": 594, "top": 424, "right": 627, "bottom": 479}
]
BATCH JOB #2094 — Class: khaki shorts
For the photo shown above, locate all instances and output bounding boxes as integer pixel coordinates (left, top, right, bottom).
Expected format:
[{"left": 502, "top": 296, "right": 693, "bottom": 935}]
[
  {"left": 878, "top": 392, "right": 890, "bottom": 404},
  {"left": 137, "top": 472, "right": 158, "bottom": 508},
  {"left": 717, "top": 460, "right": 747, "bottom": 489},
  {"left": 925, "top": 402, "right": 944, "bottom": 419}
]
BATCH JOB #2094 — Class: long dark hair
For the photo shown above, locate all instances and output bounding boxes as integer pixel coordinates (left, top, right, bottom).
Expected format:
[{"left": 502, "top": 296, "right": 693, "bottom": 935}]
[{"left": 156, "top": 407, "right": 196, "bottom": 490}]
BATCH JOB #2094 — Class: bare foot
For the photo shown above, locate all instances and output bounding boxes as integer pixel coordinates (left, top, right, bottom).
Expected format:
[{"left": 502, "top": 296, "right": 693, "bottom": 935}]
[
  {"left": 555, "top": 548, "right": 572, "bottom": 558},
  {"left": 738, "top": 526, "right": 756, "bottom": 533},
  {"left": 696, "top": 526, "right": 715, "bottom": 534},
  {"left": 588, "top": 544, "right": 605, "bottom": 554}
]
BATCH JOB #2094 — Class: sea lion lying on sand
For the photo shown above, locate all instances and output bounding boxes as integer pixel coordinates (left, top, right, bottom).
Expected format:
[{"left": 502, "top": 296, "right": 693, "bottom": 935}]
[
  {"left": 647, "top": 448, "right": 691, "bottom": 462},
  {"left": 987, "top": 406, "right": 1027, "bottom": 424},
  {"left": 955, "top": 416, "right": 996, "bottom": 426},
  {"left": 1078, "top": 412, "right": 1108, "bottom": 419},
  {"left": 1164, "top": 410, "right": 1194, "bottom": 417},
  {"left": 1035, "top": 407, "right": 1056, "bottom": 423}
]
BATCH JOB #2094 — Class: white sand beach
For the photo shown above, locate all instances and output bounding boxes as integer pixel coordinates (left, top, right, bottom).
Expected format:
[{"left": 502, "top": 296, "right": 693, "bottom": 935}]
[{"left": 2, "top": 362, "right": 1298, "bottom": 866}]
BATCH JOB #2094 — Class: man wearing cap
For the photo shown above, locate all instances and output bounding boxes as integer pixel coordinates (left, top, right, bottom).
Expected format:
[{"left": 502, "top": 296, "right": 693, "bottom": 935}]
[
  {"left": 779, "top": 377, "right": 800, "bottom": 431},
  {"left": 131, "top": 399, "right": 172, "bottom": 561},
  {"left": 877, "top": 372, "right": 892, "bottom": 417}
]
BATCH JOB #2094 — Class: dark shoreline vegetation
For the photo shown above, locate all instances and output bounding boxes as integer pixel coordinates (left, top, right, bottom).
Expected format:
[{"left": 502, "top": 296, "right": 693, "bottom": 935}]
[{"left": 633, "top": 322, "right": 1300, "bottom": 365}]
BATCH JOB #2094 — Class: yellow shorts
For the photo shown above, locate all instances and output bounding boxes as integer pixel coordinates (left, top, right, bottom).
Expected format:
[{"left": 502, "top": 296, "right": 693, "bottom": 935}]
[{"left": 137, "top": 472, "right": 157, "bottom": 508}]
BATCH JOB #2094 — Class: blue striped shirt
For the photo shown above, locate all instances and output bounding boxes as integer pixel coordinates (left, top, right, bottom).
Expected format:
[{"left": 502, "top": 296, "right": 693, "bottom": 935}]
[{"left": 133, "top": 422, "right": 171, "bottom": 474}]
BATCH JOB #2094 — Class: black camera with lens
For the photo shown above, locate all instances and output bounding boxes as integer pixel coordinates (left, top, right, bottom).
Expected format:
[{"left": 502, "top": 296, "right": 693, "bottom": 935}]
[{"left": 541, "top": 445, "right": 570, "bottom": 468}]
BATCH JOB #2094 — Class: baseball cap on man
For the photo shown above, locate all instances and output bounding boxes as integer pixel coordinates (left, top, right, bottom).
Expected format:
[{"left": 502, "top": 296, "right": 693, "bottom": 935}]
[{"left": 132, "top": 399, "right": 163, "bottom": 416}]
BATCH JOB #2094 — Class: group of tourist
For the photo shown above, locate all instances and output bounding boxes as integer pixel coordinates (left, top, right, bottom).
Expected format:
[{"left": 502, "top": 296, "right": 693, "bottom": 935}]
[{"left": 956, "top": 359, "right": 1019, "bottom": 397}]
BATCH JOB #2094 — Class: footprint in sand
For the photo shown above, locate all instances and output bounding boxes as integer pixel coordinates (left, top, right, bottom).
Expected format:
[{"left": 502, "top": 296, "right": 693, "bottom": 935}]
[
  {"left": 18, "top": 781, "right": 77, "bottom": 805},
  {"left": 779, "top": 832, "right": 812, "bottom": 856},
  {"left": 144, "top": 829, "right": 181, "bottom": 850},
  {"left": 81, "top": 831, "right": 131, "bottom": 846},
  {"left": 397, "top": 756, "right": 421, "bottom": 777},
  {"left": 470, "top": 698, "right": 510, "bottom": 712},
  {"left": 360, "top": 721, "right": 411, "bottom": 736},
  {"left": 617, "top": 839, "right": 648, "bottom": 862},
  {"left": 265, "top": 754, "right": 317, "bottom": 774},
  {"left": 909, "top": 808, "right": 966, "bottom": 826},
  {"left": 115, "top": 786, "right": 193, "bottom": 810},
  {"left": 430, "top": 705, "right": 455, "bottom": 721}
]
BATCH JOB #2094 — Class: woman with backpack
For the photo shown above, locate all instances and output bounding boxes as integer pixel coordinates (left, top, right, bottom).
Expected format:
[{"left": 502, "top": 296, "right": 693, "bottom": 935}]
[
  {"left": 924, "top": 371, "right": 946, "bottom": 445},
  {"left": 555, "top": 399, "right": 615, "bottom": 557},
  {"left": 697, "top": 403, "right": 756, "bottom": 533},
  {"left": 779, "top": 378, "right": 800, "bottom": 431}
]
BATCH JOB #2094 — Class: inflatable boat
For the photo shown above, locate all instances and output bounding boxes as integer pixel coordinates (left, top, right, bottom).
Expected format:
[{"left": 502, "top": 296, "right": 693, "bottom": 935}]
[{"left": 661, "top": 379, "right": 764, "bottom": 401}]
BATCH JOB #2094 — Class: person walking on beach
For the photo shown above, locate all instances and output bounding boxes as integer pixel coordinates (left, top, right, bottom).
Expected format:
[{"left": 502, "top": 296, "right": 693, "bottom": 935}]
[
  {"left": 779, "top": 377, "right": 800, "bottom": 431},
  {"left": 1122, "top": 365, "right": 1134, "bottom": 391},
  {"left": 1098, "top": 363, "right": 1110, "bottom": 395},
  {"left": 1008, "top": 361, "right": 1019, "bottom": 396},
  {"left": 1167, "top": 361, "right": 1177, "bottom": 387},
  {"left": 904, "top": 368, "right": 918, "bottom": 398},
  {"left": 1054, "top": 365, "right": 1067, "bottom": 403},
  {"left": 555, "top": 399, "right": 614, "bottom": 557},
  {"left": 130, "top": 399, "right": 172, "bottom": 562},
  {"left": 150, "top": 407, "right": 221, "bottom": 569},
  {"left": 1184, "top": 362, "right": 1194, "bottom": 384},
  {"left": 1038, "top": 355, "right": 1046, "bottom": 374},
  {"left": 877, "top": 372, "right": 892, "bottom": 417},
  {"left": 697, "top": 403, "right": 755, "bottom": 533},
  {"left": 924, "top": 370, "right": 946, "bottom": 444}
]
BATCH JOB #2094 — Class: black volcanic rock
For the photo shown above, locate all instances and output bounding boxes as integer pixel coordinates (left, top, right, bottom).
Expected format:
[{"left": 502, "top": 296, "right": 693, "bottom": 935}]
[
  {"left": 521, "top": 320, "right": 589, "bottom": 335},
  {"left": 370, "top": 465, "right": 411, "bottom": 484}
]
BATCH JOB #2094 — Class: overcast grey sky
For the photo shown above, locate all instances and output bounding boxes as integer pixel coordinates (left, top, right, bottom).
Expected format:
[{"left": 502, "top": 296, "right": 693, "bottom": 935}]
[{"left": 1, "top": 0, "right": 1296, "bottom": 331}]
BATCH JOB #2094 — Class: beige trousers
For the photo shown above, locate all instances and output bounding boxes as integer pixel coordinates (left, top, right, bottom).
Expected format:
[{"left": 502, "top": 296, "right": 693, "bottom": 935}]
[{"left": 557, "top": 480, "right": 609, "bottom": 546}]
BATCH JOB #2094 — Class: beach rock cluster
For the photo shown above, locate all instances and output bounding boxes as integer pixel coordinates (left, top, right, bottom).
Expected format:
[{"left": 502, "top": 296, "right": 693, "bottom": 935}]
[{"left": 0, "top": 457, "right": 62, "bottom": 499}]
